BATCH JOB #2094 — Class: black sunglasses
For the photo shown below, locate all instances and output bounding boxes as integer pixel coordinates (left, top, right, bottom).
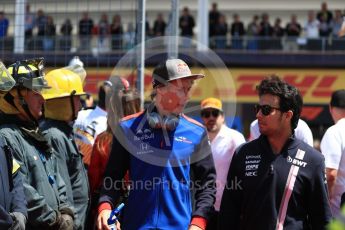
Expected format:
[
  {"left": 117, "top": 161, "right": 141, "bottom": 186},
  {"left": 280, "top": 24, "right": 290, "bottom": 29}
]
[
  {"left": 255, "top": 104, "right": 281, "bottom": 116},
  {"left": 201, "top": 110, "right": 221, "bottom": 118}
]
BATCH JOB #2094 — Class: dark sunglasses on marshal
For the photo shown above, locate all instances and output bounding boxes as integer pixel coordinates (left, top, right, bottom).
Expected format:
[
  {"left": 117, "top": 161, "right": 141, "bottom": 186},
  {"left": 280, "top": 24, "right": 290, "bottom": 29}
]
[
  {"left": 201, "top": 110, "right": 221, "bottom": 118},
  {"left": 254, "top": 104, "right": 281, "bottom": 116}
]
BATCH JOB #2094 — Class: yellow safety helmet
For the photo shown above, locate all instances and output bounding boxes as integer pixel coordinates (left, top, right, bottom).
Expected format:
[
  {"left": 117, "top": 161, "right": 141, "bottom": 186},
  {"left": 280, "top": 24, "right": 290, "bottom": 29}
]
[
  {"left": 8, "top": 58, "right": 49, "bottom": 91},
  {"left": 0, "top": 61, "right": 16, "bottom": 114},
  {"left": 0, "top": 61, "right": 15, "bottom": 93},
  {"left": 42, "top": 68, "right": 86, "bottom": 100},
  {"left": 0, "top": 58, "right": 48, "bottom": 117},
  {"left": 43, "top": 68, "right": 86, "bottom": 121}
]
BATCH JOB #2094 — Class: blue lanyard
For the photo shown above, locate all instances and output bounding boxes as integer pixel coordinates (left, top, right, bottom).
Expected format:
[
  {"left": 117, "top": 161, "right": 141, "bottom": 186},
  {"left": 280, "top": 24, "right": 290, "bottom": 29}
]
[{"left": 38, "top": 151, "right": 56, "bottom": 185}]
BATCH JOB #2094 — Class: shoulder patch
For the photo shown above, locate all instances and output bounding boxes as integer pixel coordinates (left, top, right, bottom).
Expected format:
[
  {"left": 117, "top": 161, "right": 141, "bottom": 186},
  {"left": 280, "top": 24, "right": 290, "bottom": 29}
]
[
  {"left": 121, "top": 111, "right": 144, "bottom": 122},
  {"left": 181, "top": 114, "right": 205, "bottom": 128},
  {"left": 12, "top": 159, "right": 20, "bottom": 174}
]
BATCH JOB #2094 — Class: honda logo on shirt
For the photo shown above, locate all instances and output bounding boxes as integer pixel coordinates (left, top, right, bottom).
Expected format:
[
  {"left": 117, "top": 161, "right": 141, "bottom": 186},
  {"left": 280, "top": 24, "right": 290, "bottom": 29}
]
[{"left": 140, "top": 143, "right": 148, "bottom": 151}]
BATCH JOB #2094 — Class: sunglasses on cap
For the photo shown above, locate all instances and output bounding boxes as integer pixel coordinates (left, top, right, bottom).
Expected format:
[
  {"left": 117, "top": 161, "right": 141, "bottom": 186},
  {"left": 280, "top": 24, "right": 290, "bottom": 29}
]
[
  {"left": 255, "top": 104, "right": 281, "bottom": 116},
  {"left": 201, "top": 110, "right": 221, "bottom": 118}
]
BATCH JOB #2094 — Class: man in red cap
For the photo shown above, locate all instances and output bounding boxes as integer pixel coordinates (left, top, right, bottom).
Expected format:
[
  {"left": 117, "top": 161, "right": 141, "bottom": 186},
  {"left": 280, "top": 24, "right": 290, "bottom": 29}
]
[{"left": 97, "top": 59, "right": 216, "bottom": 230}]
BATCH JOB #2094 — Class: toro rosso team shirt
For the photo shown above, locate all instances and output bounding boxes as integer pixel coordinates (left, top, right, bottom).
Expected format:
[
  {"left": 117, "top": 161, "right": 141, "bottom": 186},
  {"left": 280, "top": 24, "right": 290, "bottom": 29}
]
[
  {"left": 219, "top": 135, "right": 332, "bottom": 230},
  {"left": 99, "top": 111, "right": 216, "bottom": 230}
]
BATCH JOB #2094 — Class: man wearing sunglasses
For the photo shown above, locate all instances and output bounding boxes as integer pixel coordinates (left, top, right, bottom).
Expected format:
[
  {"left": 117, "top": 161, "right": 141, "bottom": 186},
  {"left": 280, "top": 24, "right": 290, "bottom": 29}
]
[
  {"left": 219, "top": 75, "right": 332, "bottom": 230},
  {"left": 200, "top": 97, "right": 245, "bottom": 230}
]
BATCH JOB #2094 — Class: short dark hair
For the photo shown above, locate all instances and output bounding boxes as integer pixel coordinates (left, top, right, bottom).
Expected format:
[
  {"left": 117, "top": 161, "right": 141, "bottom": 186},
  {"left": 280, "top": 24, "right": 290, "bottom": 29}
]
[
  {"left": 330, "top": 89, "right": 345, "bottom": 109},
  {"left": 256, "top": 75, "right": 302, "bottom": 130}
]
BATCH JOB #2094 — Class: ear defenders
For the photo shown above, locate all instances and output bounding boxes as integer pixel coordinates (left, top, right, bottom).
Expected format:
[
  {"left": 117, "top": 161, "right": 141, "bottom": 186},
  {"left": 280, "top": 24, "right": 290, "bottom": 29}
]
[{"left": 147, "top": 111, "right": 179, "bottom": 131}]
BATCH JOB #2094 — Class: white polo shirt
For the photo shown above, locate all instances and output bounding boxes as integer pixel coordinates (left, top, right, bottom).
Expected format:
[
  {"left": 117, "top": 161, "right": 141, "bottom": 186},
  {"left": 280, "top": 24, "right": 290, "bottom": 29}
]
[
  {"left": 321, "top": 118, "right": 345, "bottom": 217},
  {"left": 74, "top": 106, "right": 108, "bottom": 141},
  {"left": 249, "top": 119, "right": 314, "bottom": 147},
  {"left": 73, "top": 106, "right": 107, "bottom": 165},
  {"left": 211, "top": 125, "right": 246, "bottom": 211}
]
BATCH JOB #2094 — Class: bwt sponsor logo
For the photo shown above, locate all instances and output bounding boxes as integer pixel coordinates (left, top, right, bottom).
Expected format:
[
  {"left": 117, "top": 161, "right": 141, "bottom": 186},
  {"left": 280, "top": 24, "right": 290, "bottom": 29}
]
[{"left": 287, "top": 156, "right": 307, "bottom": 167}]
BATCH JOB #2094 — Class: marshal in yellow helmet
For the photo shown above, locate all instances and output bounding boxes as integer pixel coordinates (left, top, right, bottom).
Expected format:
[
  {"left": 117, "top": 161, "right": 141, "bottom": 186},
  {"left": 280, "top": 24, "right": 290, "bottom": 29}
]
[
  {"left": 43, "top": 68, "right": 86, "bottom": 121},
  {"left": 0, "top": 58, "right": 49, "bottom": 119}
]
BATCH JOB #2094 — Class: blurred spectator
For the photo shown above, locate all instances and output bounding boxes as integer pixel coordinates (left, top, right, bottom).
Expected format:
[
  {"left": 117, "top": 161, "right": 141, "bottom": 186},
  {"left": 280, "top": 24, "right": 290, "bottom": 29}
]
[
  {"left": 25, "top": 4, "right": 35, "bottom": 50},
  {"left": 272, "top": 18, "right": 284, "bottom": 37},
  {"left": 179, "top": 7, "right": 195, "bottom": 47},
  {"left": 304, "top": 11, "right": 322, "bottom": 51},
  {"left": 0, "top": 11, "right": 9, "bottom": 38},
  {"left": 25, "top": 4, "right": 35, "bottom": 37},
  {"left": 304, "top": 11, "right": 320, "bottom": 39},
  {"left": 319, "top": 14, "right": 332, "bottom": 37},
  {"left": 286, "top": 14, "right": 302, "bottom": 36},
  {"left": 60, "top": 18, "right": 73, "bottom": 51},
  {"left": 110, "top": 14, "right": 123, "bottom": 50},
  {"left": 153, "top": 13, "right": 166, "bottom": 36},
  {"left": 134, "top": 20, "right": 151, "bottom": 38},
  {"left": 247, "top": 15, "right": 260, "bottom": 50},
  {"left": 317, "top": 2, "right": 333, "bottom": 25},
  {"left": 43, "top": 15, "right": 56, "bottom": 51},
  {"left": 79, "top": 11, "right": 94, "bottom": 51},
  {"left": 285, "top": 14, "right": 302, "bottom": 51},
  {"left": 272, "top": 18, "right": 284, "bottom": 50},
  {"left": 35, "top": 9, "right": 46, "bottom": 49},
  {"left": 61, "top": 18, "right": 73, "bottom": 36},
  {"left": 259, "top": 13, "right": 273, "bottom": 37},
  {"left": 209, "top": 3, "right": 220, "bottom": 41},
  {"left": 146, "top": 20, "right": 152, "bottom": 37},
  {"left": 98, "top": 13, "right": 110, "bottom": 52},
  {"left": 338, "top": 14, "right": 345, "bottom": 37},
  {"left": 332, "top": 10, "right": 344, "bottom": 37},
  {"left": 124, "top": 22, "right": 135, "bottom": 50},
  {"left": 259, "top": 13, "right": 273, "bottom": 49},
  {"left": 36, "top": 9, "right": 46, "bottom": 36},
  {"left": 230, "top": 14, "right": 245, "bottom": 49},
  {"left": 214, "top": 14, "right": 228, "bottom": 49}
]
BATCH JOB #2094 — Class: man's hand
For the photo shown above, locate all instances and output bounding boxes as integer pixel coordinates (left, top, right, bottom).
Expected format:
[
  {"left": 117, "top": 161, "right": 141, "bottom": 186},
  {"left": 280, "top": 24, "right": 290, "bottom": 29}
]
[
  {"left": 60, "top": 214, "right": 73, "bottom": 230},
  {"left": 97, "top": 209, "right": 121, "bottom": 230},
  {"left": 188, "top": 225, "right": 203, "bottom": 230},
  {"left": 51, "top": 211, "right": 74, "bottom": 230},
  {"left": 9, "top": 212, "right": 26, "bottom": 230}
]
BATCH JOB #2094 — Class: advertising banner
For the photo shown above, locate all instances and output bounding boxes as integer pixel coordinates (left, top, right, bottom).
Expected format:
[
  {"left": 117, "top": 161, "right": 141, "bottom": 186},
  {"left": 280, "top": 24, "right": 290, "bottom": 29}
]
[{"left": 84, "top": 68, "right": 345, "bottom": 104}]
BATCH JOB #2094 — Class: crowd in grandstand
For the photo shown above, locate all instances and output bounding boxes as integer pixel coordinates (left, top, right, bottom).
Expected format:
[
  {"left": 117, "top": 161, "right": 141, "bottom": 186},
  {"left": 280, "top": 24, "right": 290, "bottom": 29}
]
[{"left": 0, "top": 2, "right": 344, "bottom": 51}]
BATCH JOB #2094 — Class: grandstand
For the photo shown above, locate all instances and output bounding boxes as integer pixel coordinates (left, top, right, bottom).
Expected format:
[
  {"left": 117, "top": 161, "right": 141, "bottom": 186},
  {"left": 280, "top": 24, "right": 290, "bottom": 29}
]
[{"left": 2, "top": 0, "right": 345, "bottom": 34}]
